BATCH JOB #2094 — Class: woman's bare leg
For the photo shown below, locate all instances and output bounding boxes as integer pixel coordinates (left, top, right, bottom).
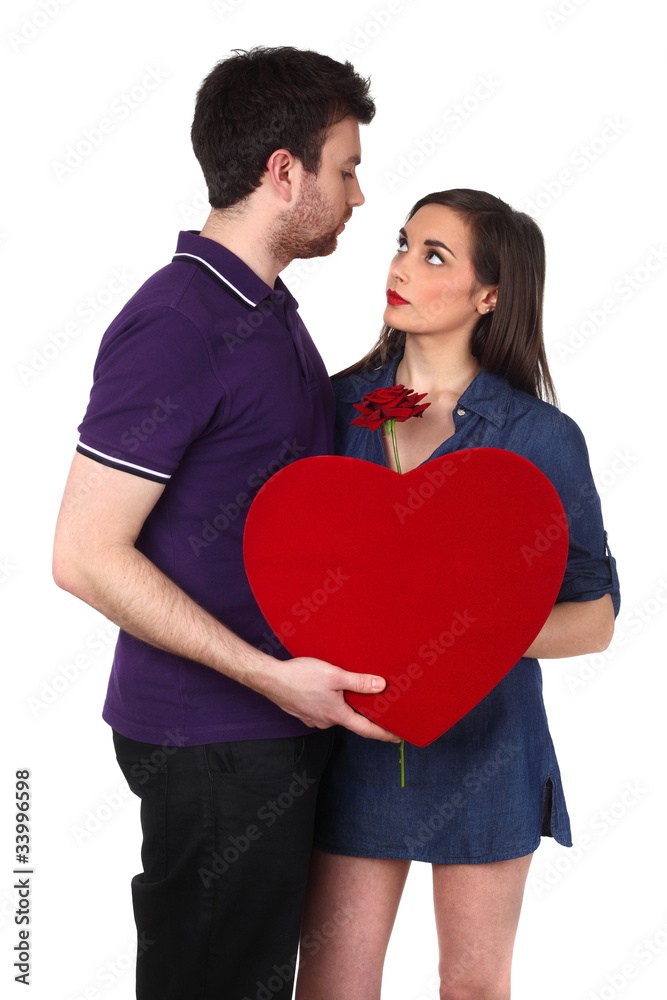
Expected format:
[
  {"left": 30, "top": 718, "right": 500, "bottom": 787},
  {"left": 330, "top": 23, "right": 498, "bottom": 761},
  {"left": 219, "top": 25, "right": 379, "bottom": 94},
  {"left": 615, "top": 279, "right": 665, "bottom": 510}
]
[
  {"left": 295, "top": 849, "right": 411, "bottom": 1000},
  {"left": 432, "top": 853, "right": 533, "bottom": 1000}
]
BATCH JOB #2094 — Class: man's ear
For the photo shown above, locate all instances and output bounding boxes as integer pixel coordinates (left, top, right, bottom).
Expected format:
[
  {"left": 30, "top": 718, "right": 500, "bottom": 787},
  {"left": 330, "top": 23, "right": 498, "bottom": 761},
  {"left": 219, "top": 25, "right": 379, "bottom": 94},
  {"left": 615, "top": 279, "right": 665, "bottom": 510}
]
[{"left": 264, "top": 149, "right": 302, "bottom": 204}]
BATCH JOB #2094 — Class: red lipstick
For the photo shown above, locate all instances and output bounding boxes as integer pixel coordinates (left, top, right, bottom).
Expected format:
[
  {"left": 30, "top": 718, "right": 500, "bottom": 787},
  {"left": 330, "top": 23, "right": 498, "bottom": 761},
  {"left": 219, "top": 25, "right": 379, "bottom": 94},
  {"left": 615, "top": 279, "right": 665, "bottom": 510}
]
[{"left": 387, "top": 289, "right": 409, "bottom": 306}]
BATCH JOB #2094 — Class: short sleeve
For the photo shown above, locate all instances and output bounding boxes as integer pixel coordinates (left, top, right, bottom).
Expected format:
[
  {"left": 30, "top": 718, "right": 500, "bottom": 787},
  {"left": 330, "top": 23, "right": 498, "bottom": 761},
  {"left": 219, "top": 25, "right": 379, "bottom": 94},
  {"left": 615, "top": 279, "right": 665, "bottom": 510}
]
[
  {"left": 77, "top": 306, "right": 225, "bottom": 483},
  {"left": 541, "top": 413, "right": 621, "bottom": 617}
]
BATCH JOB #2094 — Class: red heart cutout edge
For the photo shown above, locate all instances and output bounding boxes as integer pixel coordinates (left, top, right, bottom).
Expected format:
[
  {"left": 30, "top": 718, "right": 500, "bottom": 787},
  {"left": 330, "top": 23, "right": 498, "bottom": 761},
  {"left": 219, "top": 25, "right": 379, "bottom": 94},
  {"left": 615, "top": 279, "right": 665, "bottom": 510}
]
[{"left": 243, "top": 449, "right": 568, "bottom": 746}]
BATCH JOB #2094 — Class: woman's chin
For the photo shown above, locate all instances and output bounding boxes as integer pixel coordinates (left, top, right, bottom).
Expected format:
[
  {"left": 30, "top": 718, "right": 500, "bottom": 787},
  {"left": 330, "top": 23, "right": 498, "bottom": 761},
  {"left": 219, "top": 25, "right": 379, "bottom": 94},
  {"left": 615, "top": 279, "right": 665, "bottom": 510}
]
[{"left": 383, "top": 305, "right": 413, "bottom": 330}]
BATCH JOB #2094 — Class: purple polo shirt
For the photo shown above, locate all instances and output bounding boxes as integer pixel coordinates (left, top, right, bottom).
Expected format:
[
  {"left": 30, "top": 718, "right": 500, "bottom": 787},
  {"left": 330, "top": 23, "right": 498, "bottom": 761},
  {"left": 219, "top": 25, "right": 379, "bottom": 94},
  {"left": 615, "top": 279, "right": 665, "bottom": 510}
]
[{"left": 77, "top": 231, "right": 335, "bottom": 746}]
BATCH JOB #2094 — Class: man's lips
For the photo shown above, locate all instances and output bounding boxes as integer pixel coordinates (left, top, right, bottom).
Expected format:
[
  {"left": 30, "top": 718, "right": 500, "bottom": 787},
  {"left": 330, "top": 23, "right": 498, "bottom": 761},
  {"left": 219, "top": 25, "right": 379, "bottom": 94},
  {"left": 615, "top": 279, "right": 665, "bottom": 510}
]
[
  {"left": 337, "top": 213, "right": 353, "bottom": 234},
  {"left": 387, "top": 289, "right": 409, "bottom": 306}
]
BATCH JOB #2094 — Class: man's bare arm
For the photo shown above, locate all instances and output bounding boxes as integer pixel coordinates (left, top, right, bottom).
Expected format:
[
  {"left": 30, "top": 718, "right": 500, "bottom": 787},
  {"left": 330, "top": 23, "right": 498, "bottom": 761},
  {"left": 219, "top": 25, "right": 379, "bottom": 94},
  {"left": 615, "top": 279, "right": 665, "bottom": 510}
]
[{"left": 52, "top": 452, "right": 400, "bottom": 742}]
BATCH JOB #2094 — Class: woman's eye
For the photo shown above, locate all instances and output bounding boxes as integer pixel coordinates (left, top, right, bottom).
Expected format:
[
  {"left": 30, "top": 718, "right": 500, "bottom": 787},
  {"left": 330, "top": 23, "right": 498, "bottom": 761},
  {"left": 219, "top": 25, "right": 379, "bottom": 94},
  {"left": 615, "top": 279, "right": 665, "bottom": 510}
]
[
  {"left": 426, "top": 250, "right": 444, "bottom": 265},
  {"left": 396, "top": 237, "right": 408, "bottom": 253},
  {"left": 343, "top": 171, "right": 353, "bottom": 179}
]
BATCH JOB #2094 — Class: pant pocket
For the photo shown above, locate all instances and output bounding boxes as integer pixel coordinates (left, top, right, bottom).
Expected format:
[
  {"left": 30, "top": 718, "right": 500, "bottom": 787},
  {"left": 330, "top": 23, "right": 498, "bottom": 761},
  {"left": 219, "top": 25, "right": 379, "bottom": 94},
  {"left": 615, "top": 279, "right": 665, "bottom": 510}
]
[{"left": 206, "top": 734, "right": 306, "bottom": 779}]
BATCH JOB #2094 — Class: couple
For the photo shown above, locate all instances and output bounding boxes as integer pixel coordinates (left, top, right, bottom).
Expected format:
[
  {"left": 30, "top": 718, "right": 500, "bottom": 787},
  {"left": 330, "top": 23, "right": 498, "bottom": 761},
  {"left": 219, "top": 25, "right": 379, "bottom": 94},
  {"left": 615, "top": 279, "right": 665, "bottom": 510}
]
[{"left": 52, "top": 46, "right": 619, "bottom": 1000}]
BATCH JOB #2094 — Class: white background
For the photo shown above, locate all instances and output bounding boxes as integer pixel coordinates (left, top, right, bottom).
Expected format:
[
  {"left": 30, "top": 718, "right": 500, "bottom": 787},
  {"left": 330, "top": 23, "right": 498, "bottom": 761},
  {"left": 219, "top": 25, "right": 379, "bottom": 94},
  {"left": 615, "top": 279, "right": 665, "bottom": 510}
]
[{"left": 2, "top": 0, "right": 666, "bottom": 998}]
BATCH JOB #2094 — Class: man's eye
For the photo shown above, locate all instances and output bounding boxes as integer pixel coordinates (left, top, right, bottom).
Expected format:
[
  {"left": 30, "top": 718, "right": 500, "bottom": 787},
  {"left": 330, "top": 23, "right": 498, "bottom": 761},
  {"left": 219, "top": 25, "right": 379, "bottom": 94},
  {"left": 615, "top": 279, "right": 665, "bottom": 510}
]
[{"left": 343, "top": 171, "right": 353, "bottom": 179}]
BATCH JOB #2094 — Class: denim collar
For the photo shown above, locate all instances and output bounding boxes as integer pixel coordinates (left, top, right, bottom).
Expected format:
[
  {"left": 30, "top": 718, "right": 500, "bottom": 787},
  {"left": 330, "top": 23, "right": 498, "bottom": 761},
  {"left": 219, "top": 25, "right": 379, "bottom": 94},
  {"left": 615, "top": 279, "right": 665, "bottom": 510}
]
[{"left": 336, "top": 350, "right": 513, "bottom": 429}]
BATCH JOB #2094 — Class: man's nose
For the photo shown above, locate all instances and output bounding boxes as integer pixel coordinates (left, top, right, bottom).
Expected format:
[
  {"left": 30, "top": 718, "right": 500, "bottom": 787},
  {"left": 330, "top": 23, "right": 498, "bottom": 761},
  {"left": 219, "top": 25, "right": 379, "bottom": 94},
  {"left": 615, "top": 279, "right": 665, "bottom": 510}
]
[{"left": 348, "top": 176, "right": 365, "bottom": 208}]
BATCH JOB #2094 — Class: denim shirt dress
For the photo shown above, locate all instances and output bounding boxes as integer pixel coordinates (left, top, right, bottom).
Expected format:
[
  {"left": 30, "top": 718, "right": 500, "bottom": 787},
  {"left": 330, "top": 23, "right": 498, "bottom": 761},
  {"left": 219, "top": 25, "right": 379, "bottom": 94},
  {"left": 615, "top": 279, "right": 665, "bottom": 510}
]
[{"left": 312, "top": 353, "right": 621, "bottom": 864}]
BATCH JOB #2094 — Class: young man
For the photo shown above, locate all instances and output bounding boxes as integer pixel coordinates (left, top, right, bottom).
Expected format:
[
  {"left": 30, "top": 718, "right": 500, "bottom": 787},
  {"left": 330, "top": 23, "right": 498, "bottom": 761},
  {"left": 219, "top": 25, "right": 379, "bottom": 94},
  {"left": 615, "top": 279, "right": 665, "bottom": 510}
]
[{"left": 52, "top": 47, "right": 398, "bottom": 999}]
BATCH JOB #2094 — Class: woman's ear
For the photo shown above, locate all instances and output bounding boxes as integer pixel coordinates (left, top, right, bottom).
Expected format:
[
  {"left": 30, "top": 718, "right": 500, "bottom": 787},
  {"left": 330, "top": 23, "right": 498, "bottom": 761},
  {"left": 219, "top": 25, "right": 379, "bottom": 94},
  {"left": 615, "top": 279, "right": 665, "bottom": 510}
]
[{"left": 477, "top": 286, "right": 498, "bottom": 314}]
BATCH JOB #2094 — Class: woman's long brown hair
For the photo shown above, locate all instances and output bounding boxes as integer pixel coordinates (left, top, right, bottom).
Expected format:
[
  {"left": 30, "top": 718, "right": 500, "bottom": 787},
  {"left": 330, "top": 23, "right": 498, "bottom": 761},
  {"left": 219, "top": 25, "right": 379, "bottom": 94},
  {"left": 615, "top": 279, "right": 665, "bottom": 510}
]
[{"left": 335, "top": 189, "right": 558, "bottom": 406}]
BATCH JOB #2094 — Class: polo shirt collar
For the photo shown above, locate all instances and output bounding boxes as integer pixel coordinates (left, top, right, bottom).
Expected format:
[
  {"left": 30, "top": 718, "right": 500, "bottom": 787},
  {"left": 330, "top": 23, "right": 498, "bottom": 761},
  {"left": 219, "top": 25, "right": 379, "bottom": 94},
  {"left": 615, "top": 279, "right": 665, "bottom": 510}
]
[
  {"left": 173, "top": 230, "right": 297, "bottom": 311},
  {"left": 338, "top": 350, "right": 512, "bottom": 429}
]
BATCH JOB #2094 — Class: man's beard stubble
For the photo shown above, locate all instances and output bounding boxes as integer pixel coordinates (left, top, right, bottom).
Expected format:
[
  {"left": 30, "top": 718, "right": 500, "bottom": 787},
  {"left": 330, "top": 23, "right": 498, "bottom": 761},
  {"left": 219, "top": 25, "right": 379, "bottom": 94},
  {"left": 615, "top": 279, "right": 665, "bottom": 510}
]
[{"left": 267, "top": 172, "right": 342, "bottom": 266}]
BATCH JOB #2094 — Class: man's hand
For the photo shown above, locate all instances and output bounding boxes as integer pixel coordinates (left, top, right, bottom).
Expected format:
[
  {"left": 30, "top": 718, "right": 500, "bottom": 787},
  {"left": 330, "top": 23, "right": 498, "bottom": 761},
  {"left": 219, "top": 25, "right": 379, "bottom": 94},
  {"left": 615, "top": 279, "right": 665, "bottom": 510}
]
[
  {"left": 258, "top": 656, "right": 401, "bottom": 742},
  {"left": 53, "top": 453, "right": 400, "bottom": 743}
]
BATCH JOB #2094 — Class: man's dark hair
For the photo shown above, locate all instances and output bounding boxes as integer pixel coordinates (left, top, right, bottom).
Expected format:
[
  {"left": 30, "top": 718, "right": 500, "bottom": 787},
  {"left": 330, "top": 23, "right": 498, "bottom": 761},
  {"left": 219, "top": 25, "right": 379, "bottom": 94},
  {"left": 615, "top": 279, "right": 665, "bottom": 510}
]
[{"left": 191, "top": 46, "right": 375, "bottom": 209}]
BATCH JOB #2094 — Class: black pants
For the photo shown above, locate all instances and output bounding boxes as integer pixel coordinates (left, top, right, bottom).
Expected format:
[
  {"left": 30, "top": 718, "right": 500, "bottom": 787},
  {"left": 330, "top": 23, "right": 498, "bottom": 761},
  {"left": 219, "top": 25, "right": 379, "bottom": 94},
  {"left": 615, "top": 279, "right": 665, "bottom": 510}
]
[{"left": 113, "top": 727, "right": 334, "bottom": 1000}]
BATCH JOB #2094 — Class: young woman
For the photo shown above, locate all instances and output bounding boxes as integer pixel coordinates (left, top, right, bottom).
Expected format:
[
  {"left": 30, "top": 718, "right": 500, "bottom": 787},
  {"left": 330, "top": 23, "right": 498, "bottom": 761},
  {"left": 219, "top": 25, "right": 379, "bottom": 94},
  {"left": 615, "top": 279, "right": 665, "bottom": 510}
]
[{"left": 295, "top": 190, "right": 620, "bottom": 1000}]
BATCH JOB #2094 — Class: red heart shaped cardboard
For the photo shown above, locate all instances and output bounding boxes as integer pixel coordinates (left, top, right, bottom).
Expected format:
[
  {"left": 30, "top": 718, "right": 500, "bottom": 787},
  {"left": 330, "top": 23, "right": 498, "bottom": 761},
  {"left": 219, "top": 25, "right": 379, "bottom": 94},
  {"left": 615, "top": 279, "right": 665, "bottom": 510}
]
[{"left": 243, "top": 449, "right": 568, "bottom": 747}]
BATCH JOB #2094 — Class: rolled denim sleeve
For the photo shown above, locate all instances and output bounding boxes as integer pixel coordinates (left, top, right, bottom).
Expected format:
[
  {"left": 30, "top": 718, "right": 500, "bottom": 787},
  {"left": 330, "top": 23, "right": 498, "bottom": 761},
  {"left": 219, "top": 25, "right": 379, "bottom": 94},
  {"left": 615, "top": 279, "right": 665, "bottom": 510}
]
[{"left": 544, "top": 414, "right": 621, "bottom": 617}]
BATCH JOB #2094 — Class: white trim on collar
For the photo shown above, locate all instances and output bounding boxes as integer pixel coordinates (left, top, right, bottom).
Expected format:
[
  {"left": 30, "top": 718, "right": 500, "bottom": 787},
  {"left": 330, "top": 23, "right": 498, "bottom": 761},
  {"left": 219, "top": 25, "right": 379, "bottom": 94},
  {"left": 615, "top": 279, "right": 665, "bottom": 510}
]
[{"left": 172, "top": 252, "right": 257, "bottom": 307}]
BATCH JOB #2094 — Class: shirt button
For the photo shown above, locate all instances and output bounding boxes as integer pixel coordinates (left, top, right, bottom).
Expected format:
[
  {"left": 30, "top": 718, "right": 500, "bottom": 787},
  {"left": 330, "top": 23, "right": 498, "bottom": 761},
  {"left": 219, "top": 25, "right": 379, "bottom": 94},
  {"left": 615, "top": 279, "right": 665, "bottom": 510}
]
[{"left": 456, "top": 408, "right": 466, "bottom": 416}]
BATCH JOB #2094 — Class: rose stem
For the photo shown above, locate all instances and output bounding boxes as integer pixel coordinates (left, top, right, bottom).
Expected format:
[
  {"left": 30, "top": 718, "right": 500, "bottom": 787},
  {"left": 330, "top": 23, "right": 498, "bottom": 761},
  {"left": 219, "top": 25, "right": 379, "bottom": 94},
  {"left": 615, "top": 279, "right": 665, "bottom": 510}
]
[
  {"left": 388, "top": 419, "right": 402, "bottom": 475},
  {"left": 387, "top": 417, "right": 406, "bottom": 787}
]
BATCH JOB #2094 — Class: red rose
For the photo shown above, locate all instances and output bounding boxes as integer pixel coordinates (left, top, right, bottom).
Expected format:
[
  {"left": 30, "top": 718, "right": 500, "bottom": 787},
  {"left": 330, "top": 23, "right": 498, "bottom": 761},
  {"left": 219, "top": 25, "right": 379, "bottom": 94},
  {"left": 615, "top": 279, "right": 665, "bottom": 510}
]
[
  {"left": 351, "top": 385, "right": 430, "bottom": 430},
  {"left": 349, "top": 381, "right": 430, "bottom": 788}
]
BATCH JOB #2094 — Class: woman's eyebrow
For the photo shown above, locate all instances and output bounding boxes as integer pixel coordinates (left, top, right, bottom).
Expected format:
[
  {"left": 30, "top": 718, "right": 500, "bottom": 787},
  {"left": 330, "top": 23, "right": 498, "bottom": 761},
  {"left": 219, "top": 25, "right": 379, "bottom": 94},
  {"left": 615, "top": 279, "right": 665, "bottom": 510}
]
[{"left": 399, "top": 227, "right": 457, "bottom": 258}]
